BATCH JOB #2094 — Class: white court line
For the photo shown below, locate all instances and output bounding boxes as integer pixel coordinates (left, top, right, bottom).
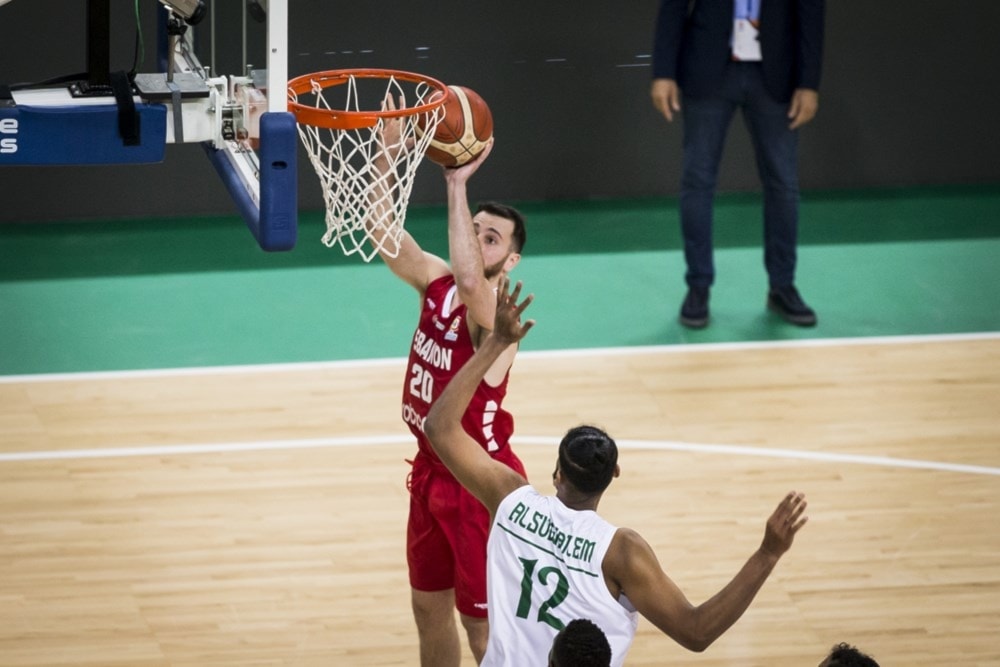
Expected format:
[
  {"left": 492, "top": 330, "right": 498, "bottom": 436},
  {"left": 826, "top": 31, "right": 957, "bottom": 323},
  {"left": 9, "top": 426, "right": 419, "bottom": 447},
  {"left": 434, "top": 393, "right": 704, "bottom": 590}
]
[
  {"left": 2, "top": 435, "right": 998, "bottom": 477},
  {"left": 3, "top": 333, "right": 997, "bottom": 475},
  {"left": 1, "top": 331, "right": 998, "bottom": 384}
]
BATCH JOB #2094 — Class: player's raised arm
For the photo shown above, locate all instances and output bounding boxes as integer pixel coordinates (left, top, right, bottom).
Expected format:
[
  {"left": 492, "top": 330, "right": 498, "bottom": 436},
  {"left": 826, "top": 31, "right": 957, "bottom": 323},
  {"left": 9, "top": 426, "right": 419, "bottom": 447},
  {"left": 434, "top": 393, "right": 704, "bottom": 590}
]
[
  {"left": 608, "top": 492, "right": 808, "bottom": 652},
  {"left": 367, "top": 94, "right": 448, "bottom": 291},
  {"left": 424, "top": 277, "right": 534, "bottom": 514},
  {"left": 443, "top": 139, "right": 500, "bottom": 330}
]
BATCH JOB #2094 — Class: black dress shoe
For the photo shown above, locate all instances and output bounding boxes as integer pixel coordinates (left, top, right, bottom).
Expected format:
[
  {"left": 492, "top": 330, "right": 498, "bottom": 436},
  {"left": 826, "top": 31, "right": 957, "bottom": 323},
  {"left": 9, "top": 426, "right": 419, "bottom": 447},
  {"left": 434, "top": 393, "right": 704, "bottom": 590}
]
[
  {"left": 679, "top": 286, "right": 710, "bottom": 329},
  {"left": 767, "top": 285, "right": 817, "bottom": 327}
]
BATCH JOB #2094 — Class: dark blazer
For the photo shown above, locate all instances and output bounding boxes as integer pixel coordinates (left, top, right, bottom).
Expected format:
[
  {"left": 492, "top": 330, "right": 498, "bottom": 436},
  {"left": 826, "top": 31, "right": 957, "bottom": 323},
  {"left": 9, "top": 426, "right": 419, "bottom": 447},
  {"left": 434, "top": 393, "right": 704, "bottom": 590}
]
[{"left": 652, "top": 0, "right": 824, "bottom": 103}]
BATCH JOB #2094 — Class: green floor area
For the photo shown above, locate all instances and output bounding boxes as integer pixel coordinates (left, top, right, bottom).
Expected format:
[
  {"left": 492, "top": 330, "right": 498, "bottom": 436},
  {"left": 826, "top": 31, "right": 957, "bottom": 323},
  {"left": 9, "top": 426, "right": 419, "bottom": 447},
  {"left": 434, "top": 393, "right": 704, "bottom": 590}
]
[{"left": 1, "top": 185, "right": 999, "bottom": 375}]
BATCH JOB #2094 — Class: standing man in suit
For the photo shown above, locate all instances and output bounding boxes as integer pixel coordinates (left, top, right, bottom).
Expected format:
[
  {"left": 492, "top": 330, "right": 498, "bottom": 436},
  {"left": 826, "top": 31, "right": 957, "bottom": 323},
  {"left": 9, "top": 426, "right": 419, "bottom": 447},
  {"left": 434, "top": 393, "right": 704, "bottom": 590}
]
[{"left": 651, "top": 0, "right": 825, "bottom": 328}]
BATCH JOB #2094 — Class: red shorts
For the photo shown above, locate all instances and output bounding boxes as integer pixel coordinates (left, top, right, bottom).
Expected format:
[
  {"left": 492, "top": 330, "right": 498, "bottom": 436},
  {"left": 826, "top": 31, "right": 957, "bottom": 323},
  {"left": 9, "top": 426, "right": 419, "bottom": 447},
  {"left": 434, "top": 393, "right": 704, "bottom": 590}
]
[{"left": 406, "top": 448, "right": 525, "bottom": 618}]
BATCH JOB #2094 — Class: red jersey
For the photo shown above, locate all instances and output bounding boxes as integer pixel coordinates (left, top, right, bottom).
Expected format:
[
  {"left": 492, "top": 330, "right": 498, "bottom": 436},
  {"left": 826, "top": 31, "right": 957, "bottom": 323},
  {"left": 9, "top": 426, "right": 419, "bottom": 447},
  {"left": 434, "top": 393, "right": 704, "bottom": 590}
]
[{"left": 402, "top": 274, "right": 515, "bottom": 462}]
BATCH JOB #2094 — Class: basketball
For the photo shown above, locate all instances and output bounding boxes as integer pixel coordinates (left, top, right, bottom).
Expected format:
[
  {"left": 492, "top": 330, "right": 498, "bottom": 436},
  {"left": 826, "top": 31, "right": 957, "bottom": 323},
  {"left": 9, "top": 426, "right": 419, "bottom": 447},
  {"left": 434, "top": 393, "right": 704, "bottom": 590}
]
[{"left": 420, "top": 85, "right": 493, "bottom": 167}]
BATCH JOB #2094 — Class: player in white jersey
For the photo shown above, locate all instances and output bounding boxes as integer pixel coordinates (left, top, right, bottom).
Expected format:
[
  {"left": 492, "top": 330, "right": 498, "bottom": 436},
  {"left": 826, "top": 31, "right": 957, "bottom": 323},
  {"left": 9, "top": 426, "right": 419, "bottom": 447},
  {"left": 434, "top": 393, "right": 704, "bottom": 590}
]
[
  {"left": 487, "top": 481, "right": 637, "bottom": 665},
  {"left": 424, "top": 277, "right": 810, "bottom": 666}
]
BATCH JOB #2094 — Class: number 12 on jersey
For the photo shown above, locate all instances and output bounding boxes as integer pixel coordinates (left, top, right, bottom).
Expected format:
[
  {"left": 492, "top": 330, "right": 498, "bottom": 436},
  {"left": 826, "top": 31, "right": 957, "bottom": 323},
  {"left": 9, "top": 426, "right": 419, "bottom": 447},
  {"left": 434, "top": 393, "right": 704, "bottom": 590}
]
[{"left": 516, "top": 557, "right": 569, "bottom": 631}]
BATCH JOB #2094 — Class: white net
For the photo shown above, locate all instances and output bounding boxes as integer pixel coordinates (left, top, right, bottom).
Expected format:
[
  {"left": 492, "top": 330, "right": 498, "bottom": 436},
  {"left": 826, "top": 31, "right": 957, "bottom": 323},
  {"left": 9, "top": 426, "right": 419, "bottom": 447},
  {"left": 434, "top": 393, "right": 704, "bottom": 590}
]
[{"left": 291, "top": 72, "right": 445, "bottom": 261}]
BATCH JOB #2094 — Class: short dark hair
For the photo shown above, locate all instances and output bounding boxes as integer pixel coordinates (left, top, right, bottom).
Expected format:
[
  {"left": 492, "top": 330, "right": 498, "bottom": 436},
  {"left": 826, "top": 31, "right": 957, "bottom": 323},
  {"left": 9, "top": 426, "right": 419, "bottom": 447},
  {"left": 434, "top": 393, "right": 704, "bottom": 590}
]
[
  {"left": 550, "top": 619, "right": 612, "bottom": 667},
  {"left": 824, "top": 642, "right": 880, "bottom": 667},
  {"left": 557, "top": 426, "right": 618, "bottom": 495},
  {"left": 476, "top": 201, "right": 526, "bottom": 253}
]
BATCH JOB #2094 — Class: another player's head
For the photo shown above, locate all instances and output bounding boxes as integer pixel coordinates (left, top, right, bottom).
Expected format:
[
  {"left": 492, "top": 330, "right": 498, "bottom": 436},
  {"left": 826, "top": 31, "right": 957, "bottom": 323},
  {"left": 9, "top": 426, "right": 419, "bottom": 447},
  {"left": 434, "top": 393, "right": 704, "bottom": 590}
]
[
  {"left": 818, "top": 642, "right": 880, "bottom": 667},
  {"left": 554, "top": 425, "right": 619, "bottom": 498},
  {"left": 474, "top": 201, "right": 526, "bottom": 279},
  {"left": 548, "top": 618, "right": 612, "bottom": 667}
]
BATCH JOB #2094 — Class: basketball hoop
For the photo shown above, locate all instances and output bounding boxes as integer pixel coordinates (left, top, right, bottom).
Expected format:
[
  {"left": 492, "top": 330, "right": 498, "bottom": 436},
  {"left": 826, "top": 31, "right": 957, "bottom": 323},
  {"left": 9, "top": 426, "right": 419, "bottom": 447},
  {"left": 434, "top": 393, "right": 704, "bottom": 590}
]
[{"left": 287, "top": 69, "right": 449, "bottom": 261}]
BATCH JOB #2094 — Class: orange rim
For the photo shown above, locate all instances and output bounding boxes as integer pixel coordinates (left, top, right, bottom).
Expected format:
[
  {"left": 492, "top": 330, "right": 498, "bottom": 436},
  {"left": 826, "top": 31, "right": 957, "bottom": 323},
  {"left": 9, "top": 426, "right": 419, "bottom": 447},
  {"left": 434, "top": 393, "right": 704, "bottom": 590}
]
[{"left": 287, "top": 68, "right": 450, "bottom": 130}]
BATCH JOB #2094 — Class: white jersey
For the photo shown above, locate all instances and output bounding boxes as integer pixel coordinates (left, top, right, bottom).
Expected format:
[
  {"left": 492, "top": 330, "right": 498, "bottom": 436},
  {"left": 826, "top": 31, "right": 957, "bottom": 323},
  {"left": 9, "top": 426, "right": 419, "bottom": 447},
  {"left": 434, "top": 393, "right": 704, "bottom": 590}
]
[{"left": 482, "top": 485, "right": 639, "bottom": 667}]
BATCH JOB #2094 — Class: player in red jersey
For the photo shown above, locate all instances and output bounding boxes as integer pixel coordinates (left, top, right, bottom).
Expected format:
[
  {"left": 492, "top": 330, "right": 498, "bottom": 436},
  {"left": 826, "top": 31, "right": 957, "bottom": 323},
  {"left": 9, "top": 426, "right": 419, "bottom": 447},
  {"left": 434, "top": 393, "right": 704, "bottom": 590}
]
[{"left": 369, "top": 114, "right": 528, "bottom": 666}]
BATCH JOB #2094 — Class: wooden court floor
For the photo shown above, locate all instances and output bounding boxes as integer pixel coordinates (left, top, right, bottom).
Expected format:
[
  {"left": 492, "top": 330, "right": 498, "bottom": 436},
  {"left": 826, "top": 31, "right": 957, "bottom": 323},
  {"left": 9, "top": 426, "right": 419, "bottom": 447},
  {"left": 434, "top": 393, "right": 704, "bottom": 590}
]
[{"left": 1, "top": 335, "right": 999, "bottom": 666}]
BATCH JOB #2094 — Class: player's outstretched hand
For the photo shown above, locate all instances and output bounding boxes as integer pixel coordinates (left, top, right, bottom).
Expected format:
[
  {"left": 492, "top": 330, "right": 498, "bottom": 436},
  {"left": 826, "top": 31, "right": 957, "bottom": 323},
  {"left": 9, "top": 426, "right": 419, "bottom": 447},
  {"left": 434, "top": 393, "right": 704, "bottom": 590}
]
[
  {"left": 443, "top": 137, "right": 494, "bottom": 183},
  {"left": 493, "top": 276, "right": 535, "bottom": 346},
  {"left": 378, "top": 94, "right": 414, "bottom": 164},
  {"left": 761, "top": 491, "right": 808, "bottom": 559}
]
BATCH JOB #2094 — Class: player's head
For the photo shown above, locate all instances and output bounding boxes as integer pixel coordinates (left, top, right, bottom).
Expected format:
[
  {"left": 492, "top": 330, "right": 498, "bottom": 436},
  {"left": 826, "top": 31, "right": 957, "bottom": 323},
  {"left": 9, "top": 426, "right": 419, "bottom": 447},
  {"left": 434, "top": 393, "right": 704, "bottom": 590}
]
[
  {"left": 818, "top": 643, "right": 880, "bottom": 667},
  {"left": 477, "top": 201, "right": 526, "bottom": 253},
  {"left": 548, "top": 618, "right": 612, "bottom": 667},
  {"left": 474, "top": 201, "right": 526, "bottom": 279},
  {"left": 555, "top": 425, "right": 619, "bottom": 496}
]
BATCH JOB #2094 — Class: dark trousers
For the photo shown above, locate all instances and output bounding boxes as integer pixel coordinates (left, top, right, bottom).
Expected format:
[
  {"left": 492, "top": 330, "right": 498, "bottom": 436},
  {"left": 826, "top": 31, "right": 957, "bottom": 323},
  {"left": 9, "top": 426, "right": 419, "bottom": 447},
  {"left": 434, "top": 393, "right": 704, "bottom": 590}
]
[{"left": 679, "top": 61, "right": 800, "bottom": 289}]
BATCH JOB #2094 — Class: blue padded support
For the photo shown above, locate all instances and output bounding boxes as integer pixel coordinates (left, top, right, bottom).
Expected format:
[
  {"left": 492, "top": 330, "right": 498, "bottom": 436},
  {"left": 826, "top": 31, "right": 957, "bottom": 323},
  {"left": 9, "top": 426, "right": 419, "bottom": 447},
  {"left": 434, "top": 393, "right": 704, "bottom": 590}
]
[
  {"left": 202, "top": 110, "right": 298, "bottom": 252},
  {"left": 257, "top": 111, "right": 298, "bottom": 251},
  {"left": 0, "top": 103, "right": 166, "bottom": 165}
]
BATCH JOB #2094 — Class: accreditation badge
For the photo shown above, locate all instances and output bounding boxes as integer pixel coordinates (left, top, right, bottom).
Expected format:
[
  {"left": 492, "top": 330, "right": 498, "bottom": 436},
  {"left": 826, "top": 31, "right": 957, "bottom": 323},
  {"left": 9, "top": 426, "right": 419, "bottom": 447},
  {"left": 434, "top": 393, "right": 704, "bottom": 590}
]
[{"left": 732, "top": 17, "right": 762, "bottom": 61}]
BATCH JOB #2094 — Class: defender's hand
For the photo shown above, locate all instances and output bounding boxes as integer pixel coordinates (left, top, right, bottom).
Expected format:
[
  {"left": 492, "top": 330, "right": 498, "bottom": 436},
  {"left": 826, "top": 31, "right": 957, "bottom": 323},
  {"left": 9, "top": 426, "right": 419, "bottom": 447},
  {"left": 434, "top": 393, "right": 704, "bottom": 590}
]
[
  {"left": 761, "top": 491, "right": 808, "bottom": 559},
  {"left": 493, "top": 276, "right": 535, "bottom": 346}
]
